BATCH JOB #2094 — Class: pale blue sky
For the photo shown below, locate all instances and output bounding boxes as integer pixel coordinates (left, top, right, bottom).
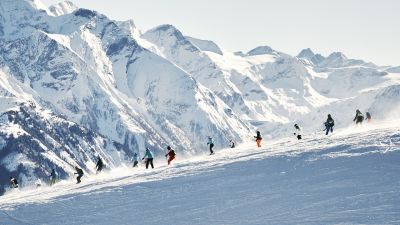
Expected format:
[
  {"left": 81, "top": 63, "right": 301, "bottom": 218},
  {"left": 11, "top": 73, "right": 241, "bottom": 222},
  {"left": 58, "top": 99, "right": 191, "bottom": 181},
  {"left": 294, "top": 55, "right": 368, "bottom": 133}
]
[{"left": 42, "top": 0, "right": 400, "bottom": 66}]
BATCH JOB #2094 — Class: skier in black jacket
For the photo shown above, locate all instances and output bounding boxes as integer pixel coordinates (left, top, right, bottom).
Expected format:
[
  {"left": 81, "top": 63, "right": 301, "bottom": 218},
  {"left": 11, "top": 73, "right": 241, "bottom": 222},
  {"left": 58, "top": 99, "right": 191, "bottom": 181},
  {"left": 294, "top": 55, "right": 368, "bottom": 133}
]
[
  {"left": 49, "top": 169, "right": 57, "bottom": 186},
  {"left": 74, "top": 166, "right": 84, "bottom": 184},
  {"left": 95, "top": 156, "right": 104, "bottom": 174},
  {"left": 324, "top": 114, "right": 335, "bottom": 135},
  {"left": 353, "top": 109, "right": 364, "bottom": 124},
  {"left": 10, "top": 176, "right": 18, "bottom": 188},
  {"left": 229, "top": 140, "right": 235, "bottom": 148}
]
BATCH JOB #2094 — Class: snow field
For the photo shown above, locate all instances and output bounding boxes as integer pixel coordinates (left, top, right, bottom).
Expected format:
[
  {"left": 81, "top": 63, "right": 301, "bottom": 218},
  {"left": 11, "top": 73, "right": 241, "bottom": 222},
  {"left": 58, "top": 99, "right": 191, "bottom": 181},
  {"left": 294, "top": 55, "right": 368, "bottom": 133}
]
[{"left": 0, "top": 123, "right": 399, "bottom": 224}]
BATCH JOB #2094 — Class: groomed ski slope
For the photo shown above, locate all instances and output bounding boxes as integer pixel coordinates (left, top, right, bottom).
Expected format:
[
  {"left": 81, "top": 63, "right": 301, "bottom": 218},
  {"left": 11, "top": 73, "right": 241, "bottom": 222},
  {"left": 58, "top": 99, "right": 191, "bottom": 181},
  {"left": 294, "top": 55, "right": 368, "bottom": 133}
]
[{"left": 0, "top": 122, "right": 400, "bottom": 225}]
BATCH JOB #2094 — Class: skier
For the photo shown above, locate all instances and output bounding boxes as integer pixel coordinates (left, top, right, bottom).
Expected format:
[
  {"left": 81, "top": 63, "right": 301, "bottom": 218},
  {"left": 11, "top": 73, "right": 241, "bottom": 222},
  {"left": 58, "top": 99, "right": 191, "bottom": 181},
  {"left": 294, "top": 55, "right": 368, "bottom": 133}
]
[
  {"left": 294, "top": 124, "right": 302, "bottom": 140},
  {"left": 207, "top": 136, "right": 214, "bottom": 155},
  {"left": 365, "top": 112, "right": 372, "bottom": 122},
  {"left": 324, "top": 114, "right": 335, "bottom": 135},
  {"left": 132, "top": 152, "right": 139, "bottom": 167},
  {"left": 10, "top": 176, "right": 18, "bottom": 188},
  {"left": 142, "top": 148, "right": 154, "bottom": 169},
  {"left": 49, "top": 168, "right": 57, "bottom": 186},
  {"left": 229, "top": 140, "right": 235, "bottom": 148},
  {"left": 74, "top": 166, "right": 84, "bottom": 184},
  {"left": 35, "top": 178, "right": 42, "bottom": 188},
  {"left": 254, "top": 130, "right": 262, "bottom": 147},
  {"left": 95, "top": 156, "right": 104, "bottom": 174},
  {"left": 165, "top": 146, "right": 176, "bottom": 165},
  {"left": 353, "top": 109, "right": 364, "bottom": 125}
]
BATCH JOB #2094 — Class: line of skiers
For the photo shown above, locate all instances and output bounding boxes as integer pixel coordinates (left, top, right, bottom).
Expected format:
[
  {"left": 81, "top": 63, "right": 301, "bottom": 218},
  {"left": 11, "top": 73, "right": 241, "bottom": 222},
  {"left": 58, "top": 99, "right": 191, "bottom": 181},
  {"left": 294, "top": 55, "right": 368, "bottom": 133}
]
[
  {"left": 7, "top": 110, "right": 373, "bottom": 189},
  {"left": 253, "top": 110, "right": 373, "bottom": 146}
]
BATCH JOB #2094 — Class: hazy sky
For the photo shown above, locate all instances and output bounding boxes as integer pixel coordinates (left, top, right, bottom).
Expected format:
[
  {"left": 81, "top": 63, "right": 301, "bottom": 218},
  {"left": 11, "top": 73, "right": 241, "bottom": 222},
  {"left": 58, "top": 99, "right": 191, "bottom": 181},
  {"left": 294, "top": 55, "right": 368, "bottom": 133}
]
[{"left": 41, "top": 0, "right": 400, "bottom": 66}]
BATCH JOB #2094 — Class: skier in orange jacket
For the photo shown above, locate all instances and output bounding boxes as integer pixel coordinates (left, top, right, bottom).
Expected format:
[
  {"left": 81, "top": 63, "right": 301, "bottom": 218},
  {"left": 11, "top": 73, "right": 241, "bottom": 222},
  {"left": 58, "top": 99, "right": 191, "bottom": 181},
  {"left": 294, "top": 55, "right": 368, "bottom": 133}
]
[{"left": 254, "top": 130, "right": 262, "bottom": 147}]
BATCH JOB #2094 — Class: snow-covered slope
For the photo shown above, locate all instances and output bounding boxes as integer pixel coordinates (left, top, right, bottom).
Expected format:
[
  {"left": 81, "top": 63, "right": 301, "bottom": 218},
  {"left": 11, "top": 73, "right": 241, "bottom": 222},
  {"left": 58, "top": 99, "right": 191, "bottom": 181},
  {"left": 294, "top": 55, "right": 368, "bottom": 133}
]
[{"left": 1, "top": 124, "right": 399, "bottom": 224}]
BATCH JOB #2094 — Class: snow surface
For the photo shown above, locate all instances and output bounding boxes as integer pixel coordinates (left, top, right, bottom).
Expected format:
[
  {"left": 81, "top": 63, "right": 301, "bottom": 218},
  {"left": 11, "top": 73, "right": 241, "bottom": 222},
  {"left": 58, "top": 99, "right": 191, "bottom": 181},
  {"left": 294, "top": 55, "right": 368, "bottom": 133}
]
[{"left": 1, "top": 123, "right": 399, "bottom": 224}]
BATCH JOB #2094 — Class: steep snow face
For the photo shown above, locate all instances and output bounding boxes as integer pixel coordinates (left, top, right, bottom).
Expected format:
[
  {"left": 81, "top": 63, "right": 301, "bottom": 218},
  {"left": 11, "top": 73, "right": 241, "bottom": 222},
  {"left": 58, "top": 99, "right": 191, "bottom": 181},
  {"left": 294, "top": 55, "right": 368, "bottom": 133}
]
[
  {"left": 186, "top": 36, "right": 223, "bottom": 55},
  {"left": 49, "top": 1, "right": 78, "bottom": 16},
  {"left": 143, "top": 25, "right": 254, "bottom": 122},
  {"left": 142, "top": 24, "right": 208, "bottom": 76}
]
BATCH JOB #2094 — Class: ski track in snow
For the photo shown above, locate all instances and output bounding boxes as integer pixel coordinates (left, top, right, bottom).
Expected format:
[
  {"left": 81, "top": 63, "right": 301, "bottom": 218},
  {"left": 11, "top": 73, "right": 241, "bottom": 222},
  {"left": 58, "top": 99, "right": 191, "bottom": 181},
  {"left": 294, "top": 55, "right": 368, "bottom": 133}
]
[{"left": 0, "top": 125, "right": 400, "bottom": 224}]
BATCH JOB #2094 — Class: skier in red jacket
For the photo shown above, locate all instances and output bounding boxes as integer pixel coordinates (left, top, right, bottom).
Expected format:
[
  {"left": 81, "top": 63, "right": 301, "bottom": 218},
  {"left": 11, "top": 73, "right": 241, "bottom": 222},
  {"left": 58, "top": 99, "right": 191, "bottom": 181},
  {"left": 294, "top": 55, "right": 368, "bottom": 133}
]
[{"left": 165, "top": 146, "right": 176, "bottom": 165}]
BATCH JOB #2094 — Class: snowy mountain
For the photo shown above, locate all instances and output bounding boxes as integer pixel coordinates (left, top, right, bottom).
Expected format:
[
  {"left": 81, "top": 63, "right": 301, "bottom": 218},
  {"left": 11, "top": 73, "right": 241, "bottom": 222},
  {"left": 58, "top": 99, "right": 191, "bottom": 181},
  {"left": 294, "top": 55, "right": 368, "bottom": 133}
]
[
  {"left": 0, "top": 0, "right": 399, "bottom": 196},
  {"left": 143, "top": 27, "right": 399, "bottom": 137}
]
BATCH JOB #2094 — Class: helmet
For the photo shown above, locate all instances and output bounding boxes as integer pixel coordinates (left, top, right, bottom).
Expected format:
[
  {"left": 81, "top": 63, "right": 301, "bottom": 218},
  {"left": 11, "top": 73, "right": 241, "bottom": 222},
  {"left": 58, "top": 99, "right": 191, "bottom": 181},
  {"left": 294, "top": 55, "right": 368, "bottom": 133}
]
[{"left": 167, "top": 146, "right": 171, "bottom": 150}]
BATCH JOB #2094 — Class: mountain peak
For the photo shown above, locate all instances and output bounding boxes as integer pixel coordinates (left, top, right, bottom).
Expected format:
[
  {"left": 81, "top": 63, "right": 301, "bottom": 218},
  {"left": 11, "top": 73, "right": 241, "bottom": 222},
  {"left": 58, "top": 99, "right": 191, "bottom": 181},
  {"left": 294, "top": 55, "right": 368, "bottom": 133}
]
[
  {"left": 246, "top": 45, "right": 274, "bottom": 56},
  {"left": 327, "top": 51, "right": 347, "bottom": 60},
  {"left": 49, "top": 1, "right": 78, "bottom": 16},
  {"left": 152, "top": 24, "right": 178, "bottom": 33},
  {"left": 145, "top": 24, "right": 190, "bottom": 46},
  {"left": 298, "top": 48, "right": 315, "bottom": 59}
]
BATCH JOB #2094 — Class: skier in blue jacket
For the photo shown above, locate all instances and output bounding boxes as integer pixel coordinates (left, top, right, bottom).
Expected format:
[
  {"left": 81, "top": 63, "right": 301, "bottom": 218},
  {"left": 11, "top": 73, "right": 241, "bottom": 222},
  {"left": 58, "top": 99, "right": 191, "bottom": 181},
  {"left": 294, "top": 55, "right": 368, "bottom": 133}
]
[
  {"left": 142, "top": 148, "right": 154, "bottom": 169},
  {"left": 133, "top": 152, "right": 140, "bottom": 167}
]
